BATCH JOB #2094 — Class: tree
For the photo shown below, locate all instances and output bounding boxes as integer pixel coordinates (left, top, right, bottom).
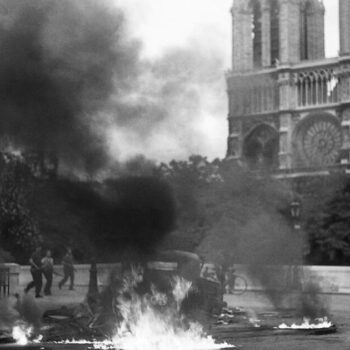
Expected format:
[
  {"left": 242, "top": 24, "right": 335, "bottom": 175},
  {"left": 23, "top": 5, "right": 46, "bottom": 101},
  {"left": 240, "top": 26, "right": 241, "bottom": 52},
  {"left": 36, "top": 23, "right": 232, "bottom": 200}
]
[
  {"left": 159, "top": 157, "right": 294, "bottom": 268},
  {"left": 0, "top": 153, "right": 41, "bottom": 262},
  {"left": 307, "top": 178, "right": 350, "bottom": 265}
]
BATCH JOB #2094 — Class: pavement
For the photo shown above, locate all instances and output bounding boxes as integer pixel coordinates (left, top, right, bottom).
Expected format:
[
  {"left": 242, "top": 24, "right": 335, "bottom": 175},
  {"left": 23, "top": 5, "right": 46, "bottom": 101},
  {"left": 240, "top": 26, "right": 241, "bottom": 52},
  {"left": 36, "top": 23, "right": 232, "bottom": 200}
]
[
  {"left": 16, "top": 285, "right": 88, "bottom": 310},
  {"left": 7, "top": 287, "right": 350, "bottom": 349},
  {"left": 223, "top": 291, "right": 350, "bottom": 350}
]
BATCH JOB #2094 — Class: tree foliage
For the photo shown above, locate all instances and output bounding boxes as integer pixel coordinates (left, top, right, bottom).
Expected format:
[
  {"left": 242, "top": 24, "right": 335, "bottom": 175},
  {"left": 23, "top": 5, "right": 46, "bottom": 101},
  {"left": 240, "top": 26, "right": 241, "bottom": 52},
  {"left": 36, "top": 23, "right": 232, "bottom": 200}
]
[
  {"left": 161, "top": 157, "right": 350, "bottom": 267},
  {"left": 306, "top": 176, "right": 350, "bottom": 265},
  {"left": 2, "top": 150, "right": 350, "bottom": 267},
  {"left": 0, "top": 154, "right": 41, "bottom": 262},
  {"left": 159, "top": 156, "right": 296, "bottom": 267}
]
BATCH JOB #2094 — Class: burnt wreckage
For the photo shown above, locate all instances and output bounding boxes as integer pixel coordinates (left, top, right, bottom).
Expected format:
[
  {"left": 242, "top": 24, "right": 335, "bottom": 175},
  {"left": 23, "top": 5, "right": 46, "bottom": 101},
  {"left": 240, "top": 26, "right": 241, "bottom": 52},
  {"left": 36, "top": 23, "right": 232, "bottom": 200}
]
[{"left": 0, "top": 250, "right": 224, "bottom": 344}]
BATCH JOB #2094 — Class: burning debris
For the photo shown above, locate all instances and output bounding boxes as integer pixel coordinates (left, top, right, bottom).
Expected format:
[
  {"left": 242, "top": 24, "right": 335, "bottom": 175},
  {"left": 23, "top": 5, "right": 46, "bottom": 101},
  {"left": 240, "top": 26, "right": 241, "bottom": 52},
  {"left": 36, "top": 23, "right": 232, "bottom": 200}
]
[
  {"left": 275, "top": 316, "right": 337, "bottom": 336},
  {"left": 109, "top": 267, "right": 231, "bottom": 350},
  {"left": 2, "top": 267, "right": 233, "bottom": 350},
  {"left": 215, "top": 307, "right": 260, "bottom": 328},
  {"left": 11, "top": 323, "right": 43, "bottom": 346},
  {"left": 277, "top": 317, "right": 333, "bottom": 330}
]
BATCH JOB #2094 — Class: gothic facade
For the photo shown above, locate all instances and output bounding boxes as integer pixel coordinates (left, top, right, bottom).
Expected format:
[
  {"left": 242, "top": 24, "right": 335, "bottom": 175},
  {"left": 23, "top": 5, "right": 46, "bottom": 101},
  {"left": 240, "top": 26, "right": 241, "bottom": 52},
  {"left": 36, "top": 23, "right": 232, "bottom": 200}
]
[{"left": 227, "top": 0, "right": 350, "bottom": 173}]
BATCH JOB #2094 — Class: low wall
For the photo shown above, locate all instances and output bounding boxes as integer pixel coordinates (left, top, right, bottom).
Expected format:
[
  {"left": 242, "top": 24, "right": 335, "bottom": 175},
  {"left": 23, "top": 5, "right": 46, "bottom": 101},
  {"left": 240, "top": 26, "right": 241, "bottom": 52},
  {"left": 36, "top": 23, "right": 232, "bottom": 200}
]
[
  {"left": 233, "top": 264, "right": 350, "bottom": 294},
  {"left": 2, "top": 263, "right": 350, "bottom": 296},
  {"left": 19, "top": 263, "right": 122, "bottom": 292}
]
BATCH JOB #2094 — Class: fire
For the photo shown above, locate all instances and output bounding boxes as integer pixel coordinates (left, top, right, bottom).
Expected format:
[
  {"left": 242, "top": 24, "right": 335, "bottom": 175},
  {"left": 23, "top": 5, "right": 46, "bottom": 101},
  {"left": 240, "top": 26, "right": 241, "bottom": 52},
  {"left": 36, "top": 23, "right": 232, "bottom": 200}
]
[
  {"left": 172, "top": 276, "right": 192, "bottom": 311},
  {"left": 113, "top": 308, "right": 225, "bottom": 350},
  {"left": 111, "top": 270, "right": 231, "bottom": 350},
  {"left": 54, "top": 339, "right": 115, "bottom": 350},
  {"left": 12, "top": 323, "right": 33, "bottom": 345},
  {"left": 11, "top": 323, "right": 43, "bottom": 345},
  {"left": 278, "top": 317, "right": 333, "bottom": 330},
  {"left": 13, "top": 268, "right": 233, "bottom": 350}
]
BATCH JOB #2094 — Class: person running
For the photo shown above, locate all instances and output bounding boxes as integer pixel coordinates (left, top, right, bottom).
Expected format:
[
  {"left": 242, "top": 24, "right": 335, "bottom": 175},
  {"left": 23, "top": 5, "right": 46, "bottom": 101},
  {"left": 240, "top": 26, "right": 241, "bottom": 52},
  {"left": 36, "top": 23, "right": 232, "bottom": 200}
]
[
  {"left": 41, "top": 249, "right": 54, "bottom": 296},
  {"left": 58, "top": 247, "right": 75, "bottom": 290},
  {"left": 25, "top": 246, "right": 43, "bottom": 298}
]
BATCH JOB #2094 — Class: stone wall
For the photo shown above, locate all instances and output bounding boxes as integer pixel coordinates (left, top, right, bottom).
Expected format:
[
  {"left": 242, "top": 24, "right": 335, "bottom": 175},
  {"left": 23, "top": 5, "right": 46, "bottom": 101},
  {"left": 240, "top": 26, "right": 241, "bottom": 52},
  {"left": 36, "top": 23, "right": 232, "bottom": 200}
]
[
  {"left": 3, "top": 263, "right": 350, "bottom": 296},
  {"left": 17, "top": 263, "right": 122, "bottom": 293},
  {"left": 233, "top": 264, "right": 350, "bottom": 294}
]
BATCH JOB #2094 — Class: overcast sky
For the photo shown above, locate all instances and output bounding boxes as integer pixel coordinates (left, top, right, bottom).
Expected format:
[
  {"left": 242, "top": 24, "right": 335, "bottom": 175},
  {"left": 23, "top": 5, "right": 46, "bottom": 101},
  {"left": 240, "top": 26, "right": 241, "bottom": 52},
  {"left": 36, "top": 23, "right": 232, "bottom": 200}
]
[
  {"left": 109, "top": 0, "right": 340, "bottom": 163},
  {"left": 117, "top": 0, "right": 339, "bottom": 61}
]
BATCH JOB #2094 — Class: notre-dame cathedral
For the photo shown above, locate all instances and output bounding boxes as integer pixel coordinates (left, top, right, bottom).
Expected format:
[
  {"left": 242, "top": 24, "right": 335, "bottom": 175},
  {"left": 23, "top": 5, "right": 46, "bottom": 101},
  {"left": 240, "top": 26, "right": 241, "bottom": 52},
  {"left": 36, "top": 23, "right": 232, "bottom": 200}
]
[{"left": 226, "top": 0, "right": 350, "bottom": 175}]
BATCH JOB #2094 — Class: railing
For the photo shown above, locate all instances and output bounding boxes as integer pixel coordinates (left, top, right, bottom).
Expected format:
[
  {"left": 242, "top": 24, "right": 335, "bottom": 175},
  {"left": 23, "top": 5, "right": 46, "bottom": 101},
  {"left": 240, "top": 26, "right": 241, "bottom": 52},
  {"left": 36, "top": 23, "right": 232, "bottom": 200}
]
[
  {"left": 294, "top": 67, "right": 340, "bottom": 108},
  {"left": 227, "top": 56, "right": 350, "bottom": 115}
]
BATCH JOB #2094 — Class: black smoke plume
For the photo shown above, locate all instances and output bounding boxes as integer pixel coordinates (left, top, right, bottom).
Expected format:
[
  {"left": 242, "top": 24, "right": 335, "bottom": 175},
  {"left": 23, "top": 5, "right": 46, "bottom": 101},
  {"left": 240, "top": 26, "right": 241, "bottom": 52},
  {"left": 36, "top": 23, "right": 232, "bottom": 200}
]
[
  {"left": 0, "top": 0, "right": 226, "bottom": 176},
  {"left": 96, "top": 176, "right": 176, "bottom": 260},
  {"left": 0, "top": 0, "right": 140, "bottom": 174},
  {"left": 234, "top": 202, "right": 330, "bottom": 318}
]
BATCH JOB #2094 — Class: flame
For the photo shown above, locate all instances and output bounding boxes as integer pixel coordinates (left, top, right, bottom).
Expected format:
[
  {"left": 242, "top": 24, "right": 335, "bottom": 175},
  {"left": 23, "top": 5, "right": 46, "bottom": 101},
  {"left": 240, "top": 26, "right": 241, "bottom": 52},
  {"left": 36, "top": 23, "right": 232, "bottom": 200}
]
[
  {"left": 113, "top": 308, "right": 226, "bottom": 350},
  {"left": 172, "top": 276, "right": 192, "bottom": 311},
  {"left": 11, "top": 322, "right": 43, "bottom": 345},
  {"left": 14, "top": 268, "right": 234, "bottom": 350},
  {"left": 12, "top": 323, "right": 32, "bottom": 345},
  {"left": 278, "top": 317, "right": 333, "bottom": 330},
  {"left": 54, "top": 339, "right": 115, "bottom": 349},
  {"left": 111, "top": 271, "right": 231, "bottom": 350}
]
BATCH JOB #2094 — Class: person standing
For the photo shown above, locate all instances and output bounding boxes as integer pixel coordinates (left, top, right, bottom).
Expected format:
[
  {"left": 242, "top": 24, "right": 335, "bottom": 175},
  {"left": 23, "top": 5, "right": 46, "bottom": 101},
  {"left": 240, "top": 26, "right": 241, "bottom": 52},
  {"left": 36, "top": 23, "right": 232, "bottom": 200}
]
[
  {"left": 41, "top": 249, "right": 54, "bottom": 296},
  {"left": 58, "top": 247, "right": 75, "bottom": 290},
  {"left": 24, "top": 246, "right": 43, "bottom": 298}
]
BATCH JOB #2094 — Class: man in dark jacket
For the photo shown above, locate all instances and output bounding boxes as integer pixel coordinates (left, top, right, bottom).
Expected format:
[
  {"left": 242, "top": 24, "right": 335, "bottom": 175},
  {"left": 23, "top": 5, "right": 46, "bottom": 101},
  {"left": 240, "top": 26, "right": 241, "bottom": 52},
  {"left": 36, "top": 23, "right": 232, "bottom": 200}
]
[
  {"left": 24, "top": 246, "right": 43, "bottom": 298},
  {"left": 58, "top": 247, "right": 75, "bottom": 290}
]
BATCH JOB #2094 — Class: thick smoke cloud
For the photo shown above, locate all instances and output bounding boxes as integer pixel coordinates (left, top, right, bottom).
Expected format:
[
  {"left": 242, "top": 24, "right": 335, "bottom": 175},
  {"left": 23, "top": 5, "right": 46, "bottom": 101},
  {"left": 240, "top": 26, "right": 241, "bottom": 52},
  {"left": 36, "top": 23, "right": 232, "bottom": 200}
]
[
  {"left": 0, "top": 0, "right": 226, "bottom": 176},
  {"left": 0, "top": 0, "right": 142, "bottom": 174},
  {"left": 108, "top": 44, "right": 226, "bottom": 163}
]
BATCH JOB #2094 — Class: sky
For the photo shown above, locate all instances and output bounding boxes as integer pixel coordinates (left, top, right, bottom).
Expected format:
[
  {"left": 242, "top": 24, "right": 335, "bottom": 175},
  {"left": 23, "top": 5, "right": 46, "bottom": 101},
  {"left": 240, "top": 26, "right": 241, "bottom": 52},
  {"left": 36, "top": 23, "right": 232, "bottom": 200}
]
[
  {"left": 108, "top": 0, "right": 340, "bottom": 163},
  {"left": 116, "top": 0, "right": 339, "bottom": 61}
]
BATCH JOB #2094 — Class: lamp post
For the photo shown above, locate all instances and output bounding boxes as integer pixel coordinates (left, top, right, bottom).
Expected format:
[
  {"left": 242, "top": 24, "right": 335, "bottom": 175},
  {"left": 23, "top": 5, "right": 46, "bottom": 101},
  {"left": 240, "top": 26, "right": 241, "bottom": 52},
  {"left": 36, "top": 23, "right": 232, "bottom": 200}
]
[
  {"left": 290, "top": 200, "right": 301, "bottom": 230},
  {"left": 88, "top": 258, "right": 99, "bottom": 298},
  {"left": 289, "top": 199, "right": 302, "bottom": 290}
]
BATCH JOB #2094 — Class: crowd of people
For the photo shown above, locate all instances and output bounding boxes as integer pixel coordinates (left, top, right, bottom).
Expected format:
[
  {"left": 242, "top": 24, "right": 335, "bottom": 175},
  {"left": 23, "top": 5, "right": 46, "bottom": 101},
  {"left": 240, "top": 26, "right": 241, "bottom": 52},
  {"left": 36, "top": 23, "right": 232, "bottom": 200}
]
[{"left": 24, "top": 245, "right": 75, "bottom": 298}]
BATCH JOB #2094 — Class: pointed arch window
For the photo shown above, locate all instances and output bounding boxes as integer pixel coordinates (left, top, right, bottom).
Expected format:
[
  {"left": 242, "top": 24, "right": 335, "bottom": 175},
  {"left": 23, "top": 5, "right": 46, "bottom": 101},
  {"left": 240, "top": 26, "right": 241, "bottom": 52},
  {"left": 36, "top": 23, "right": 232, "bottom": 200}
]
[
  {"left": 270, "top": 0, "right": 279, "bottom": 65},
  {"left": 252, "top": 0, "right": 262, "bottom": 67},
  {"left": 300, "top": 1, "right": 312, "bottom": 60}
]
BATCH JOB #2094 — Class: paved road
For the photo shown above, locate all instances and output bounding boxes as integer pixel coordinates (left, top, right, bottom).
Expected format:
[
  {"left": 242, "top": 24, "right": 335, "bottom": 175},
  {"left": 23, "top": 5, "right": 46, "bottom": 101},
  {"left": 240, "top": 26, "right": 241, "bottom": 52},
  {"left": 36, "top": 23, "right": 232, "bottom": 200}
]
[
  {"left": 4, "top": 288, "right": 350, "bottom": 349},
  {"left": 222, "top": 292, "right": 350, "bottom": 350}
]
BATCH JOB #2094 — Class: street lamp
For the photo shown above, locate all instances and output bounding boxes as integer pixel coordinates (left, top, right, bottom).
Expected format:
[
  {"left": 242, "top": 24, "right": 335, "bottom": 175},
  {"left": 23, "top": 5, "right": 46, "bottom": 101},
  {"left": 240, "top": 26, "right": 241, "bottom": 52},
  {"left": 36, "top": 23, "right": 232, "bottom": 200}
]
[
  {"left": 288, "top": 199, "right": 303, "bottom": 290},
  {"left": 88, "top": 259, "right": 99, "bottom": 298},
  {"left": 290, "top": 200, "right": 300, "bottom": 218},
  {"left": 290, "top": 200, "right": 301, "bottom": 230}
]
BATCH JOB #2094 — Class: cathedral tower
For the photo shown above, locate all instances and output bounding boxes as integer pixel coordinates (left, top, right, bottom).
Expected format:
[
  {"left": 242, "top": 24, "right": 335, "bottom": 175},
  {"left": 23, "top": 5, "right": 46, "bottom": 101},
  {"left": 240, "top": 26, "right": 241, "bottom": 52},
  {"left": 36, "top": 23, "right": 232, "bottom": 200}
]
[
  {"left": 227, "top": 0, "right": 350, "bottom": 174},
  {"left": 339, "top": 0, "right": 350, "bottom": 56}
]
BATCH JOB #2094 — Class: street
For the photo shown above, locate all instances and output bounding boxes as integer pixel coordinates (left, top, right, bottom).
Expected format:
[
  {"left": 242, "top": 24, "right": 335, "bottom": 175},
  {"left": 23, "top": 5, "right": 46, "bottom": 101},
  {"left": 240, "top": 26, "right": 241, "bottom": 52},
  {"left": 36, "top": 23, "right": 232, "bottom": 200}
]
[
  {"left": 2, "top": 288, "right": 350, "bottom": 349},
  {"left": 221, "top": 292, "right": 350, "bottom": 349}
]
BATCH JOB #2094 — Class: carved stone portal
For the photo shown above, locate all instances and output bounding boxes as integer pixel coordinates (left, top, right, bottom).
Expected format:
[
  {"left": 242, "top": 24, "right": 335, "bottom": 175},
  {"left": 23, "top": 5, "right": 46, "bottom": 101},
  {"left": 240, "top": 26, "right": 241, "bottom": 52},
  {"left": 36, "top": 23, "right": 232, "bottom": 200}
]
[{"left": 243, "top": 124, "right": 279, "bottom": 170}]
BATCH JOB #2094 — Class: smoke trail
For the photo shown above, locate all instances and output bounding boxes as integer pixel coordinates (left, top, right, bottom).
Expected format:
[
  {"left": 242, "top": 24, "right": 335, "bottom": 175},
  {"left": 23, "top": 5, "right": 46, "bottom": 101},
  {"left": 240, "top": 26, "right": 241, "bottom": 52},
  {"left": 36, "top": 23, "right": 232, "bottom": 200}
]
[
  {"left": 194, "top": 165, "right": 331, "bottom": 318},
  {"left": 235, "top": 207, "right": 330, "bottom": 318},
  {"left": 0, "top": 294, "right": 42, "bottom": 333}
]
